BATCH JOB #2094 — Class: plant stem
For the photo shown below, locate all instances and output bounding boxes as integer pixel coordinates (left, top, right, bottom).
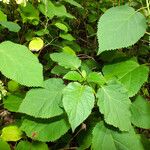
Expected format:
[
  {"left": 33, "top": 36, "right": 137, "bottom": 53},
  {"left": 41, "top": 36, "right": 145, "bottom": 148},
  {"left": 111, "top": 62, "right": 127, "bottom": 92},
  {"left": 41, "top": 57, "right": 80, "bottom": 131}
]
[{"left": 146, "top": 0, "right": 150, "bottom": 16}]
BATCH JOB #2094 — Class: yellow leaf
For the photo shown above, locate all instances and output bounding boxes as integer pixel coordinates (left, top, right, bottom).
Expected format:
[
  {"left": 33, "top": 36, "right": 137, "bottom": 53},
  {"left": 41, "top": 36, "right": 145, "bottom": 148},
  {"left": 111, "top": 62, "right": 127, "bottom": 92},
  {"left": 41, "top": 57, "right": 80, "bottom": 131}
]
[
  {"left": 29, "top": 37, "right": 44, "bottom": 52},
  {"left": 1, "top": 126, "right": 22, "bottom": 141}
]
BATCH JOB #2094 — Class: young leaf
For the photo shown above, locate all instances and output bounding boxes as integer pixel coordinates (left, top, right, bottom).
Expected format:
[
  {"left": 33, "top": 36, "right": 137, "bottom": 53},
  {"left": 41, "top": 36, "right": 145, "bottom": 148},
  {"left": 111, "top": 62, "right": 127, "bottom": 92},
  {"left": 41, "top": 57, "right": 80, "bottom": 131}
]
[
  {"left": 1, "top": 126, "right": 22, "bottom": 142},
  {"left": 18, "top": 78, "right": 65, "bottom": 118},
  {"left": 87, "top": 72, "right": 106, "bottom": 86},
  {"left": 20, "top": 116, "right": 70, "bottom": 142},
  {"left": 0, "top": 21, "right": 21, "bottom": 32},
  {"left": 63, "top": 82, "right": 95, "bottom": 131},
  {"left": 103, "top": 59, "right": 149, "bottom": 97},
  {"left": 63, "top": 71, "right": 83, "bottom": 82},
  {"left": 51, "top": 65, "right": 69, "bottom": 76},
  {"left": 97, "top": 80, "right": 131, "bottom": 131},
  {"left": 50, "top": 52, "right": 81, "bottom": 70},
  {"left": 97, "top": 5, "right": 147, "bottom": 53},
  {"left": 18, "top": 2, "right": 39, "bottom": 25},
  {"left": 55, "top": 22, "right": 68, "bottom": 32},
  {"left": 60, "top": 33, "right": 75, "bottom": 41},
  {"left": 0, "top": 10, "right": 7, "bottom": 21},
  {"left": 16, "top": 141, "right": 49, "bottom": 150},
  {"left": 131, "top": 96, "right": 150, "bottom": 129},
  {"left": 0, "top": 41, "right": 43, "bottom": 87},
  {"left": 92, "top": 122, "right": 144, "bottom": 150}
]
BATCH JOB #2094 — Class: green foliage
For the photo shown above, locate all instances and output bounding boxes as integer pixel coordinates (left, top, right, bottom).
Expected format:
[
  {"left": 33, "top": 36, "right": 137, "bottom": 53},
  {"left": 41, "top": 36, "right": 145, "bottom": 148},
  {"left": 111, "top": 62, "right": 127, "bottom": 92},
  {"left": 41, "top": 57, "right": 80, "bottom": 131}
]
[
  {"left": 97, "top": 5, "right": 147, "bottom": 53},
  {"left": 131, "top": 96, "right": 150, "bottom": 129},
  {"left": 3, "top": 94, "right": 23, "bottom": 112},
  {"left": 38, "top": 0, "right": 74, "bottom": 19},
  {"left": 0, "top": 21, "right": 21, "bottom": 32},
  {"left": 18, "top": 78, "right": 65, "bottom": 118},
  {"left": 63, "top": 71, "right": 83, "bottom": 82},
  {"left": 92, "top": 122, "right": 144, "bottom": 150},
  {"left": 0, "top": 139, "right": 10, "bottom": 150},
  {"left": 20, "top": 116, "right": 70, "bottom": 142},
  {"left": 1, "top": 126, "right": 22, "bottom": 142},
  {"left": 50, "top": 52, "right": 81, "bottom": 70},
  {"left": 0, "top": 41, "right": 43, "bottom": 87},
  {"left": 97, "top": 80, "right": 131, "bottom": 131},
  {"left": 103, "top": 59, "right": 149, "bottom": 97},
  {"left": 63, "top": 82, "right": 95, "bottom": 131},
  {"left": 0, "top": 10, "right": 7, "bottom": 21},
  {"left": 16, "top": 141, "right": 49, "bottom": 150},
  {"left": 0, "top": 0, "right": 149, "bottom": 149},
  {"left": 18, "top": 2, "right": 40, "bottom": 25}
]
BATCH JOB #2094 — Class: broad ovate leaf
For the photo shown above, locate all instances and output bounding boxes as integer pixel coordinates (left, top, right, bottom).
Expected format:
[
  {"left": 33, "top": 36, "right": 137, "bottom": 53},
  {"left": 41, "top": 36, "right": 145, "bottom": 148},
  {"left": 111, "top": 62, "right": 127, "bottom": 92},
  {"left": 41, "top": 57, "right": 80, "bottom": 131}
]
[
  {"left": 16, "top": 141, "right": 49, "bottom": 150},
  {"left": 20, "top": 116, "right": 70, "bottom": 142},
  {"left": 1, "top": 126, "right": 22, "bottom": 142},
  {"left": 0, "top": 41, "right": 43, "bottom": 87},
  {"left": 97, "top": 5, "right": 147, "bottom": 53},
  {"left": 18, "top": 78, "right": 65, "bottom": 118},
  {"left": 63, "top": 82, "right": 95, "bottom": 131},
  {"left": 29, "top": 37, "right": 44, "bottom": 51},
  {"left": 97, "top": 80, "right": 131, "bottom": 131},
  {"left": 92, "top": 122, "right": 144, "bottom": 150},
  {"left": 131, "top": 96, "right": 150, "bottom": 129},
  {"left": 103, "top": 59, "right": 149, "bottom": 97},
  {"left": 50, "top": 52, "right": 81, "bottom": 70}
]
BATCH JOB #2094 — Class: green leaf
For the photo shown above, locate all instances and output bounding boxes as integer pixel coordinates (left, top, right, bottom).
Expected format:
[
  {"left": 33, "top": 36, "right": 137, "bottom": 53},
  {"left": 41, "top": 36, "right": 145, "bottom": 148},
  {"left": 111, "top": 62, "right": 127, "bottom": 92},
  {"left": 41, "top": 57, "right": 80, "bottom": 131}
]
[
  {"left": 103, "top": 59, "right": 149, "bottom": 97},
  {"left": 87, "top": 72, "right": 106, "bottom": 86},
  {"left": 16, "top": 141, "right": 49, "bottom": 150},
  {"left": 0, "top": 139, "right": 10, "bottom": 150},
  {"left": 63, "top": 71, "right": 83, "bottom": 82},
  {"left": 50, "top": 52, "right": 81, "bottom": 70},
  {"left": 18, "top": 78, "right": 65, "bottom": 118},
  {"left": 60, "top": 33, "right": 75, "bottom": 41},
  {"left": 18, "top": 2, "right": 39, "bottom": 25},
  {"left": 92, "top": 122, "right": 144, "bottom": 150},
  {"left": 0, "top": 10, "right": 7, "bottom": 21},
  {"left": 38, "top": 0, "right": 74, "bottom": 19},
  {"left": 20, "top": 116, "right": 70, "bottom": 142},
  {"left": 0, "top": 41, "right": 43, "bottom": 87},
  {"left": 3, "top": 94, "right": 23, "bottom": 112},
  {"left": 62, "top": 46, "right": 76, "bottom": 55},
  {"left": 35, "top": 29, "right": 49, "bottom": 36},
  {"left": 0, "top": 21, "right": 21, "bottom": 32},
  {"left": 97, "top": 5, "right": 147, "bottom": 53},
  {"left": 1, "top": 126, "right": 22, "bottom": 142},
  {"left": 63, "top": 0, "right": 83, "bottom": 8},
  {"left": 63, "top": 82, "right": 95, "bottom": 131},
  {"left": 55, "top": 22, "right": 68, "bottom": 32},
  {"left": 97, "top": 80, "right": 131, "bottom": 131},
  {"left": 51, "top": 65, "right": 69, "bottom": 76},
  {"left": 131, "top": 95, "right": 150, "bottom": 129}
]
